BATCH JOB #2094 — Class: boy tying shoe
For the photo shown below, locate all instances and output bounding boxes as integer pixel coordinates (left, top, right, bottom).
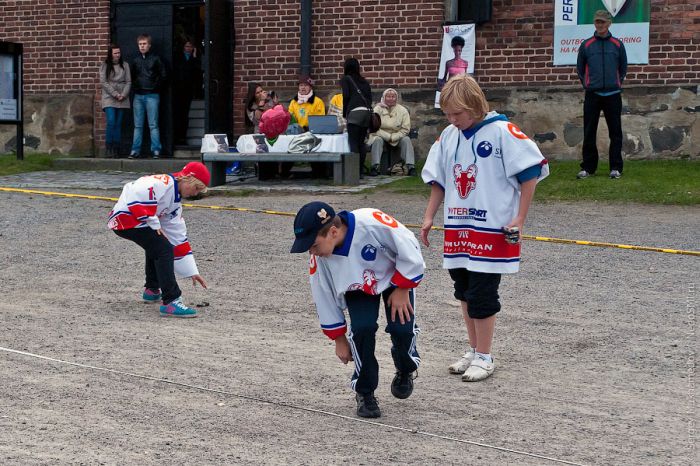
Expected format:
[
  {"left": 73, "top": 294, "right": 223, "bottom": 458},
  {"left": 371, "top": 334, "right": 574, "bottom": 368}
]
[
  {"left": 108, "top": 162, "right": 209, "bottom": 318},
  {"left": 421, "top": 75, "right": 548, "bottom": 382},
  {"left": 291, "top": 201, "right": 425, "bottom": 418}
]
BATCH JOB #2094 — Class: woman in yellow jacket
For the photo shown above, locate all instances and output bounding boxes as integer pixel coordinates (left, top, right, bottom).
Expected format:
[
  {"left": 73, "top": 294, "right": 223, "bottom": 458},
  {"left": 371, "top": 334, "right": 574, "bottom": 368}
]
[{"left": 288, "top": 76, "right": 325, "bottom": 131}]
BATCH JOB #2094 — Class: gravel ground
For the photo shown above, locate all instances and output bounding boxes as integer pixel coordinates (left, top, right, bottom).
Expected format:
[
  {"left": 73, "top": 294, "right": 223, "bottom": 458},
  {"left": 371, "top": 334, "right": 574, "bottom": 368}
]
[{"left": 0, "top": 185, "right": 698, "bottom": 465}]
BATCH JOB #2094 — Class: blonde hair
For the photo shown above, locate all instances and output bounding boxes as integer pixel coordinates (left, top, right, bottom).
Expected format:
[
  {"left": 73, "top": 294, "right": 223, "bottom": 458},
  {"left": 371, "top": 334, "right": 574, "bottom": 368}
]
[
  {"left": 439, "top": 75, "right": 489, "bottom": 121},
  {"left": 177, "top": 174, "right": 208, "bottom": 193}
]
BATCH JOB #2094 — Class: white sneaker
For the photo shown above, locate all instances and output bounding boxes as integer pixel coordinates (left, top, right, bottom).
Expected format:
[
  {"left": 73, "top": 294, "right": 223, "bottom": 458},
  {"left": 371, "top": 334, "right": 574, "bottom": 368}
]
[
  {"left": 609, "top": 170, "right": 621, "bottom": 179},
  {"left": 576, "top": 170, "right": 591, "bottom": 179},
  {"left": 448, "top": 348, "right": 476, "bottom": 374},
  {"left": 462, "top": 356, "right": 495, "bottom": 382}
]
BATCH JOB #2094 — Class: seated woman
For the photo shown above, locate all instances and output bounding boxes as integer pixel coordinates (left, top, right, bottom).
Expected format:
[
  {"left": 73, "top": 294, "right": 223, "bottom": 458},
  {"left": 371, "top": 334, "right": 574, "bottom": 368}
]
[
  {"left": 245, "top": 82, "right": 278, "bottom": 133},
  {"left": 368, "top": 88, "right": 415, "bottom": 176},
  {"left": 288, "top": 76, "right": 325, "bottom": 131},
  {"left": 326, "top": 92, "right": 347, "bottom": 132}
]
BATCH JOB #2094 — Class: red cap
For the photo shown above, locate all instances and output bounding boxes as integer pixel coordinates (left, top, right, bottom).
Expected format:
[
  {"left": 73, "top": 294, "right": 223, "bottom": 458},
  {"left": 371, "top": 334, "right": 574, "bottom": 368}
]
[{"left": 174, "top": 161, "right": 211, "bottom": 187}]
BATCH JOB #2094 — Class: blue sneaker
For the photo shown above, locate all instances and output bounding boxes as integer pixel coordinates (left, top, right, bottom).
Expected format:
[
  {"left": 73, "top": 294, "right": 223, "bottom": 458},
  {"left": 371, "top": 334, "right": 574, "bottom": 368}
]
[
  {"left": 159, "top": 298, "right": 198, "bottom": 318},
  {"left": 142, "top": 287, "right": 161, "bottom": 303}
]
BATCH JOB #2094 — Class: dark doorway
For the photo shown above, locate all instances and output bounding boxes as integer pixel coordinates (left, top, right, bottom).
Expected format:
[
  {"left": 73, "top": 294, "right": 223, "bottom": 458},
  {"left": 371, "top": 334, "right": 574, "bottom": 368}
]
[{"left": 111, "top": 0, "right": 232, "bottom": 157}]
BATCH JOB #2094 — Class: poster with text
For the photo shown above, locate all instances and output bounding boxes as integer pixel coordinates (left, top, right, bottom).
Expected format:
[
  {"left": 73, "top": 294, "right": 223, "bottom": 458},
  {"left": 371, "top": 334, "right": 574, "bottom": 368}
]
[
  {"left": 435, "top": 23, "right": 476, "bottom": 108},
  {"left": 0, "top": 54, "right": 17, "bottom": 120},
  {"left": 553, "top": 0, "right": 650, "bottom": 65}
]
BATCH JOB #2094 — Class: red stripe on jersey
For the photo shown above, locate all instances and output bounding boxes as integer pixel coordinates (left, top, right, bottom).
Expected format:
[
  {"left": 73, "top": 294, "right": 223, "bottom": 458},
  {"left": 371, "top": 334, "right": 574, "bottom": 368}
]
[
  {"left": 110, "top": 213, "right": 142, "bottom": 230},
  {"left": 173, "top": 242, "right": 192, "bottom": 259},
  {"left": 391, "top": 271, "right": 419, "bottom": 288},
  {"left": 323, "top": 326, "right": 347, "bottom": 340},
  {"left": 444, "top": 228, "right": 520, "bottom": 259},
  {"left": 128, "top": 204, "right": 157, "bottom": 219}
]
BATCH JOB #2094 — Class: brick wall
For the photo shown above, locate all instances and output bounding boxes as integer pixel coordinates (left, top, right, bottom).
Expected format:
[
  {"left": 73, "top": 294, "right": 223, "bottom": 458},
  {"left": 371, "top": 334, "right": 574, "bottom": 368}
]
[
  {"left": 0, "top": 0, "right": 110, "bottom": 149},
  {"left": 233, "top": 0, "right": 700, "bottom": 135},
  {"left": 0, "top": 1, "right": 697, "bottom": 153}
]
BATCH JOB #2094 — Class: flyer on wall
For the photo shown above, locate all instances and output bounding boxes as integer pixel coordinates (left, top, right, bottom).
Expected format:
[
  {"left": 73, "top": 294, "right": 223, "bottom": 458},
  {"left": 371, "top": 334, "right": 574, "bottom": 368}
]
[{"left": 435, "top": 23, "right": 476, "bottom": 108}]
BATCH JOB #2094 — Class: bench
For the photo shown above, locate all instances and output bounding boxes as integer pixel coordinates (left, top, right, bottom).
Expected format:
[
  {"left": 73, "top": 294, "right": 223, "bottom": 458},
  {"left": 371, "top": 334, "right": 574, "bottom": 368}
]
[{"left": 201, "top": 152, "right": 360, "bottom": 187}]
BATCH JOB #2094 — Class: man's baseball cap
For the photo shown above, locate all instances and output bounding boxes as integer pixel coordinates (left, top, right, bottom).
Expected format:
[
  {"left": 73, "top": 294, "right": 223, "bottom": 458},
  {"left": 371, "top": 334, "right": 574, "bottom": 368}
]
[
  {"left": 290, "top": 201, "right": 336, "bottom": 253},
  {"left": 174, "top": 161, "right": 211, "bottom": 187},
  {"left": 594, "top": 10, "right": 612, "bottom": 22}
]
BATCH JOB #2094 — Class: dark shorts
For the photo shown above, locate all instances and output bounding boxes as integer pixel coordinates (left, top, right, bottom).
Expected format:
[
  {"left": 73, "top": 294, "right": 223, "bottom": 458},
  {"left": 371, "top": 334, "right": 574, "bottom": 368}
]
[{"left": 448, "top": 268, "right": 502, "bottom": 319}]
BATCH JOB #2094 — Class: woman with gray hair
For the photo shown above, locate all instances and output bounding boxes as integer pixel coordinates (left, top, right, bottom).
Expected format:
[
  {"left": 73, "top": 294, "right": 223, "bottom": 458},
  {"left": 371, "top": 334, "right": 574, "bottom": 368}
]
[{"left": 368, "top": 88, "right": 415, "bottom": 176}]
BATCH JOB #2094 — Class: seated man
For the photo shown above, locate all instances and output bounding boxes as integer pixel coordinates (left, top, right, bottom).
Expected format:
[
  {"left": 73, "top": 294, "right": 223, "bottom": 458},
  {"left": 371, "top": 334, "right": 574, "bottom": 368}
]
[{"left": 368, "top": 88, "right": 415, "bottom": 176}]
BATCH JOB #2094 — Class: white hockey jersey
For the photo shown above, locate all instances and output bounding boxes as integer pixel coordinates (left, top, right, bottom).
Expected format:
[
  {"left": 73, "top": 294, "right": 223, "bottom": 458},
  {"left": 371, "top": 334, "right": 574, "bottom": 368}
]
[
  {"left": 107, "top": 174, "right": 199, "bottom": 278},
  {"left": 309, "top": 208, "right": 425, "bottom": 340},
  {"left": 422, "top": 111, "right": 549, "bottom": 274}
]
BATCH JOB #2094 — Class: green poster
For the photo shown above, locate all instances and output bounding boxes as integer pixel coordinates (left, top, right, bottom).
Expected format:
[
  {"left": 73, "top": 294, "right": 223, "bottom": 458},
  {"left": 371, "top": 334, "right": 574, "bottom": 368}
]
[{"left": 578, "top": 0, "right": 650, "bottom": 24}]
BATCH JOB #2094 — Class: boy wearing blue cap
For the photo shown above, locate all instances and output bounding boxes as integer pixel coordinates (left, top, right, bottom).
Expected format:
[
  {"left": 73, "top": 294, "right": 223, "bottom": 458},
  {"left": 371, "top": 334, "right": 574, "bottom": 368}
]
[{"left": 291, "top": 201, "right": 425, "bottom": 418}]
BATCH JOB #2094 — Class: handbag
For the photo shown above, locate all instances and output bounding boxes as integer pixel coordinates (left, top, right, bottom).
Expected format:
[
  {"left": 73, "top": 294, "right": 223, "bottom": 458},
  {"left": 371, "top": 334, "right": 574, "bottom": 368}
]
[
  {"left": 346, "top": 76, "right": 382, "bottom": 133},
  {"left": 288, "top": 132, "right": 321, "bottom": 153}
]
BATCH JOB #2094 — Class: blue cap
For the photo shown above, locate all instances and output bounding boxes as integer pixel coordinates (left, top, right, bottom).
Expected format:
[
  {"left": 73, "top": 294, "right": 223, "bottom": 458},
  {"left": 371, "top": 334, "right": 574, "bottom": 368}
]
[{"left": 290, "top": 201, "right": 336, "bottom": 253}]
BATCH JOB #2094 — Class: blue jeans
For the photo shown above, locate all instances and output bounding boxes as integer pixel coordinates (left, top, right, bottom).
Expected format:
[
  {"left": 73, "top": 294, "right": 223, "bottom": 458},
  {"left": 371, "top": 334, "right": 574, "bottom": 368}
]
[
  {"left": 103, "top": 107, "right": 124, "bottom": 146},
  {"left": 131, "top": 93, "right": 161, "bottom": 154},
  {"left": 345, "top": 288, "right": 420, "bottom": 395}
]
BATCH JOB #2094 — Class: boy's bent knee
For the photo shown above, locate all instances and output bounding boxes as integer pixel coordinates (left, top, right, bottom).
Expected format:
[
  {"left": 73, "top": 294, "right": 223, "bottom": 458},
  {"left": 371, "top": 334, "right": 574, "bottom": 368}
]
[{"left": 449, "top": 268, "right": 501, "bottom": 318}]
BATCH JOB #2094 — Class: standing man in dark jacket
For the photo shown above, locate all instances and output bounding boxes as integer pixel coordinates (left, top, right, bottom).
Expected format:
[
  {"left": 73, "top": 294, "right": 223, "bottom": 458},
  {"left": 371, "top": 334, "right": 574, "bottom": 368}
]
[
  {"left": 576, "top": 10, "right": 627, "bottom": 179},
  {"left": 172, "top": 39, "right": 202, "bottom": 146},
  {"left": 129, "top": 33, "right": 168, "bottom": 159}
]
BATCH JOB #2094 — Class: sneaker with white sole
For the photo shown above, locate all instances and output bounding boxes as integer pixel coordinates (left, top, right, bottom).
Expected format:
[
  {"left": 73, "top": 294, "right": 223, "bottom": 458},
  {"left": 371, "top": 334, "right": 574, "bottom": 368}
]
[
  {"left": 142, "top": 287, "right": 161, "bottom": 303},
  {"left": 462, "top": 356, "right": 495, "bottom": 382},
  {"left": 576, "top": 170, "right": 592, "bottom": 179},
  {"left": 159, "top": 297, "right": 197, "bottom": 318},
  {"left": 448, "top": 348, "right": 476, "bottom": 374},
  {"left": 609, "top": 170, "right": 621, "bottom": 179}
]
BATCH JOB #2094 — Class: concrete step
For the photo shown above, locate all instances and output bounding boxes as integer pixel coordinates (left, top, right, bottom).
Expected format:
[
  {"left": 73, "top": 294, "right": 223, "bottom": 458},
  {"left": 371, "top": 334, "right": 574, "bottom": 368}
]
[
  {"left": 173, "top": 148, "right": 201, "bottom": 159},
  {"left": 188, "top": 109, "right": 205, "bottom": 119},
  {"left": 190, "top": 99, "right": 204, "bottom": 109},
  {"left": 54, "top": 157, "right": 199, "bottom": 173}
]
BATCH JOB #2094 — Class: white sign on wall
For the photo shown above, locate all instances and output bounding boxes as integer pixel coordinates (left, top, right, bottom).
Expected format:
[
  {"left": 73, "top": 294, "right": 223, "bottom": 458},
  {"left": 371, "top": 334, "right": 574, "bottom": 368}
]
[{"left": 553, "top": 0, "right": 650, "bottom": 65}]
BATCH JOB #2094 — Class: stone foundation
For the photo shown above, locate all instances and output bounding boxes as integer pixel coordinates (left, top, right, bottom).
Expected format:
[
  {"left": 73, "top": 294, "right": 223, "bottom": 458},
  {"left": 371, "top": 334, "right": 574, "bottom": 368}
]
[
  {"left": 2, "top": 85, "right": 698, "bottom": 161},
  {"left": 0, "top": 93, "right": 94, "bottom": 157},
  {"left": 400, "top": 84, "right": 699, "bottom": 162}
]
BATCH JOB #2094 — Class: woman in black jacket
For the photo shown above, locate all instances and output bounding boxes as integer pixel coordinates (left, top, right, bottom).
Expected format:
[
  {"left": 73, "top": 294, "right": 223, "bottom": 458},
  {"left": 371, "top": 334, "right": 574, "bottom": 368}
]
[{"left": 341, "top": 58, "right": 372, "bottom": 176}]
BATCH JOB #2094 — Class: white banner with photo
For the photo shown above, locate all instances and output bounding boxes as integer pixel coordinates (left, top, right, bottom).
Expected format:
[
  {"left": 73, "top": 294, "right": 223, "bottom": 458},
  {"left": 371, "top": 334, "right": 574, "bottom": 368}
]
[
  {"left": 435, "top": 23, "right": 476, "bottom": 108},
  {"left": 553, "top": 0, "right": 650, "bottom": 65}
]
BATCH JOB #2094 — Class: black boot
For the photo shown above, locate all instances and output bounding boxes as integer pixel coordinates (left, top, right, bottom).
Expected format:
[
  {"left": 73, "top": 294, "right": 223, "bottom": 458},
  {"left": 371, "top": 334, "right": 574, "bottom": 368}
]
[
  {"left": 390, "top": 371, "right": 415, "bottom": 399},
  {"left": 355, "top": 392, "right": 381, "bottom": 418}
]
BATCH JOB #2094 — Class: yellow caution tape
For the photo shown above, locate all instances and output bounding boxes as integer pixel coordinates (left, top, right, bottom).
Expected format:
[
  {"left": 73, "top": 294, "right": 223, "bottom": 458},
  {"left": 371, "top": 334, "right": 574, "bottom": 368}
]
[{"left": 1, "top": 186, "right": 698, "bottom": 257}]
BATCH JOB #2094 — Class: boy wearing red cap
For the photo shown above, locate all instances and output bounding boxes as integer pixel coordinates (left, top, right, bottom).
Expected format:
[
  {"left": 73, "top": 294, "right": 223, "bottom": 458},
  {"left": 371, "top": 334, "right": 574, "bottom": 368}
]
[
  {"left": 291, "top": 201, "right": 425, "bottom": 419},
  {"left": 108, "top": 162, "right": 210, "bottom": 317}
]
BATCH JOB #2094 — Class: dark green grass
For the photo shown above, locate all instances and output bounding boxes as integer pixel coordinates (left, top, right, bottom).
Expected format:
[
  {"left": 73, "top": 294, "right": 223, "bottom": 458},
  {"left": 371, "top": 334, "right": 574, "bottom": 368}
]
[
  {"left": 373, "top": 159, "right": 700, "bottom": 205},
  {"left": 0, "top": 153, "right": 55, "bottom": 176}
]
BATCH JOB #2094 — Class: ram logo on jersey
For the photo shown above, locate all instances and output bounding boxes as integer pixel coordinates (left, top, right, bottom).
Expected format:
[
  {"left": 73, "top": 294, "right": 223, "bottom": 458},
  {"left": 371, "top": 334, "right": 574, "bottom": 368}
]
[
  {"left": 348, "top": 269, "right": 379, "bottom": 295},
  {"left": 453, "top": 163, "right": 478, "bottom": 199},
  {"left": 361, "top": 244, "right": 377, "bottom": 261},
  {"left": 476, "top": 141, "right": 492, "bottom": 158}
]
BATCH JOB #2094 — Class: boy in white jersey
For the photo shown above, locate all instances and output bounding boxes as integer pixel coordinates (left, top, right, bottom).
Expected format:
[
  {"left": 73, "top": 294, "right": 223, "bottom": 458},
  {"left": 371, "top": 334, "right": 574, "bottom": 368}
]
[
  {"left": 421, "top": 75, "right": 548, "bottom": 382},
  {"left": 291, "top": 201, "right": 425, "bottom": 418},
  {"left": 108, "top": 162, "right": 209, "bottom": 318}
]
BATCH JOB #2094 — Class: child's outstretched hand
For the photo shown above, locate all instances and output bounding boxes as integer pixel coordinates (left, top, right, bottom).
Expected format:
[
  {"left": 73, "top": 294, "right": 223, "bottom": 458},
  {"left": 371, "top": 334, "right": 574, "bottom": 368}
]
[
  {"left": 191, "top": 274, "right": 208, "bottom": 289},
  {"left": 420, "top": 219, "right": 433, "bottom": 247},
  {"left": 388, "top": 288, "right": 414, "bottom": 325},
  {"left": 335, "top": 335, "right": 353, "bottom": 364}
]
